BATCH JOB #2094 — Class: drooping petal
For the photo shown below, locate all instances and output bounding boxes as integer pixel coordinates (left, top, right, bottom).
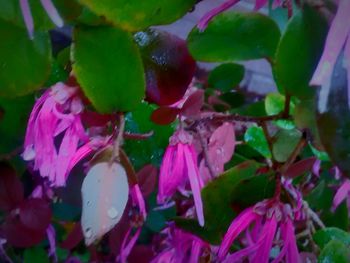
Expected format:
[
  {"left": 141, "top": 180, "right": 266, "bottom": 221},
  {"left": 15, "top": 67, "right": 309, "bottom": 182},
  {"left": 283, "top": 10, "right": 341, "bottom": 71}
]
[
  {"left": 223, "top": 240, "right": 262, "bottom": 263},
  {"left": 218, "top": 207, "right": 259, "bottom": 260},
  {"left": 120, "top": 227, "right": 142, "bottom": 263},
  {"left": 46, "top": 224, "right": 57, "bottom": 261},
  {"left": 158, "top": 146, "right": 176, "bottom": 204},
  {"left": 251, "top": 217, "right": 278, "bottom": 263},
  {"left": 19, "top": 0, "right": 34, "bottom": 39},
  {"left": 254, "top": 0, "right": 268, "bottom": 10},
  {"left": 131, "top": 184, "right": 147, "bottom": 219},
  {"left": 197, "top": 0, "right": 240, "bottom": 31},
  {"left": 332, "top": 179, "right": 350, "bottom": 211},
  {"left": 189, "top": 239, "right": 203, "bottom": 263},
  {"left": 39, "top": 0, "right": 64, "bottom": 27},
  {"left": 183, "top": 145, "right": 204, "bottom": 226},
  {"left": 310, "top": 0, "right": 350, "bottom": 86}
]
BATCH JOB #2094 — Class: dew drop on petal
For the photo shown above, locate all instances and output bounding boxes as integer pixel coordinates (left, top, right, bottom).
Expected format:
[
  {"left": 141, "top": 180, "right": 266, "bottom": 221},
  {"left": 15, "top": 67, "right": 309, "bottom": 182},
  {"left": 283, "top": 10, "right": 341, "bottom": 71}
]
[{"left": 107, "top": 207, "right": 119, "bottom": 219}]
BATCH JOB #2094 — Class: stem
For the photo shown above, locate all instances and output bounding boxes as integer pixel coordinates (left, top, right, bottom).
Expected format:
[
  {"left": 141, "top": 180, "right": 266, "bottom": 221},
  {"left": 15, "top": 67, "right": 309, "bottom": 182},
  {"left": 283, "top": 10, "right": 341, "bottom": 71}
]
[
  {"left": 123, "top": 131, "right": 154, "bottom": 140},
  {"left": 196, "top": 127, "right": 216, "bottom": 178},
  {"left": 111, "top": 113, "right": 125, "bottom": 162},
  {"left": 282, "top": 94, "right": 291, "bottom": 118}
]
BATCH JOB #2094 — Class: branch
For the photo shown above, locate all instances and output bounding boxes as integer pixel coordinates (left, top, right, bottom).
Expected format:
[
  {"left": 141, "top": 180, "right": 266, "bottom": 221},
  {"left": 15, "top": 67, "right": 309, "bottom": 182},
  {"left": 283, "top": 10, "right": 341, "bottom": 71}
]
[{"left": 112, "top": 113, "right": 125, "bottom": 162}]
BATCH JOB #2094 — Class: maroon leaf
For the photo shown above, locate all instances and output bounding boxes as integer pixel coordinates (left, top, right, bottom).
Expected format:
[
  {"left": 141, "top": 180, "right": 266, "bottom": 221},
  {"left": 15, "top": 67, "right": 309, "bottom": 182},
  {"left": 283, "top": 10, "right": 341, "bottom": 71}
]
[
  {"left": 0, "top": 162, "right": 24, "bottom": 211},
  {"left": 61, "top": 222, "right": 84, "bottom": 250},
  {"left": 180, "top": 90, "right": 204, "bottom": 117},
  {"left": 81, "top": 111, "right": 116, "bottom": 127},
  {"left": 151, "top": 107, "right": 179, "bottom": 125},
  {"left": 284, "top": 157, "right": 317, "bottom": 179},
  {"left": 137, "top": 164, "right": 158, "bottom": 197},
  {"left": 128, "top": 245, "right": 154, "bottom": 263},
  {"left": 19, "top": 198, "right": 52, "bottom": 231},
  {"left": 1, "top": 217, "right": 46, "bottom": 247}
]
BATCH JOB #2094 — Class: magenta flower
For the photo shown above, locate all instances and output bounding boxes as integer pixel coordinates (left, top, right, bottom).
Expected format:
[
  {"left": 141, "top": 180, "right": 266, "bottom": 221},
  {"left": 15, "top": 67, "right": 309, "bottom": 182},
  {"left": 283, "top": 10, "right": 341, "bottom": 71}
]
[
  {"left": 151, "top": 226, "right": 209, "bottom": 263},
  {"left": 158, "top": 130, "right": 204, "bottom": 226},
  {"left": 310, "top": 0, "right": 350, "bottom": 87},
  {"left": 23, "top": 82, "right": 106, "bottom": 187},
  {"left": 19, "top": 0, "right": 63, "bottom": 39},
  {"left": 119, "top": 184, "right": 147, "bottom": 263},
  {"left": 332, "top": 179, "right": 350, "bottom": 212},
  {"left": 197, "top": 0, "right": 283, "bottom": 31},
  {"left": 218, "top": 200, "right": 300, "bottom": 263}
]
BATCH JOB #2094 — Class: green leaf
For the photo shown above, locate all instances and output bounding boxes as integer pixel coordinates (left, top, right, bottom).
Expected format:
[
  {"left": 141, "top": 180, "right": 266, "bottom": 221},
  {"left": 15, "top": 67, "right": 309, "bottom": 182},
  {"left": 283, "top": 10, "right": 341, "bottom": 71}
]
[
  {"left": 176, "top": 161, "right": 274, "bottom": 244},
  {"left": 272, "top": 128, "right": 302, "bottom": 162},
  {"left": 72, "top": 25, "right": 145, "bottom": 113},
  {"left": 200, "top": 161, "right": 260, "bottom": 243},
  {"left": 187, "top": 12, "right": 280, "bottom": 62},
  {"left": 77, "top": 0, "right": 195, "bottom": 31},
  {"left": 318, "top": 240, "right": 350, "bottom": 263},
  {"left": 208, "top": 63, "right": 245, "bottom": 92},
  {"left": 0, "top": 19, "right": 51, "bottom": 97},
  {"left": 124, "top": 103, "right": 174, "bottom": 170},
  {"left": 265, "top": 92, "right": 295, "bottom": 129},
  {"left": 0, "top": 95, "right": 35, "bottom": 153},
  {"left": 24, "top": 247, "right": 50, "bottom": 263},
  {"left": 273, "top": 5, "right": 328, "bottom": 98},
  {"left": 314, "top": 227, "right": 350, "bottom": 250},
  {"left": 244, "top": 126, "right": 272, "bottom": 159},
  {"left": 0, "top": 0, "right": 81, "bottom": 30}
]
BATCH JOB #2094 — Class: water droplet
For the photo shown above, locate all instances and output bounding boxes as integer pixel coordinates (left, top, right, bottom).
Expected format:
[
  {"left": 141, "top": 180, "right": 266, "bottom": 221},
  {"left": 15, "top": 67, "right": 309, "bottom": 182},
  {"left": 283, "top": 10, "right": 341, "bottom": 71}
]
[
  {"left": 87, "top": 201, "right": 91, "bottom": 207},
  {"left": 107, "top": 207, "right": 119, "bottom": 219},
  {"left": 84, "top": 228, "right": 92, "bottom": 238}
]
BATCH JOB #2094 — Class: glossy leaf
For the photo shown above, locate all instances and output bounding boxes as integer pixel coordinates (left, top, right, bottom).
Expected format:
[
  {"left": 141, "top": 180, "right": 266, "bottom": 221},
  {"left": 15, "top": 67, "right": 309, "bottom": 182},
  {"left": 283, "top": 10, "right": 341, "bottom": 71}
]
[
  {"left": 208, "top": 63, "right": 245, "bottom": 92},
  {"left": 314, "top": 227, "right": 350, "bottom": 250},
  {"left": 187, "top": 12, "right": 280, "bottom": 62},
  {"left": 272, "top": 129, "right": 302, "bottom": 162},
  {"left": 0, "top": 19, "right": 51, "bottom": 97},
  {"left": 0, "top": 162, "right": 24, "bottom": 211},
  {"left": 244, "top": 126, "right": 272, "bottom": 158},
  {"left": 78, "top": 0, "right": 195, "bottom": 31},
  {"left": 265, "top": 92, "right": 295, "bottom": 129},
  {"left": 318, "top": 240, "right": 350, "bottom": 263},
  {"left": 81, "top": 162, "right": 129, "bottom": 246},
  {"left": 19, "top": 199, "right": 52, "bottom": 231},
  {"left": 316, "top": 51, "right": 350, "bottom": 176},
  {"left": 134, "top": 30, "right": 196, "bottom": 106},
  {"left": 273, "top": 5, "right": 328, "bottom": 98},
  {"left": 72, "top": 26, "right": 145, "bottom": 113}
]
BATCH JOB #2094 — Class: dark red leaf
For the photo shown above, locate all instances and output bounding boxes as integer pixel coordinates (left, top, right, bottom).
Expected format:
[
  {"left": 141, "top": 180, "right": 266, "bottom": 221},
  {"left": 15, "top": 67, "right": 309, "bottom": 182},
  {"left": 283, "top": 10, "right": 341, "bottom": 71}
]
[
  {"left": 81, "top": 111, "right": 116, "bottom": 127},
  {"left": 61, "top": 222, "right": 84, "bottom": 250},
  {"left": 128, "top": 245, "right": 154, "bottom": 263},
  {"left": 180, "top": 90, "right": 204, "bottom": 117},
  {"left": 284, "top": 157, "right": 317, "bottom": 179},
  {"left": 1, "top": 216, "right": 46, "bottom": 247},
  {"left": 137, "top": 164, "right": 158, "bottom": 197},
  {"left": 19, "top": 198, "right": 52, "bottom": 231},
  {"left": 0, "top": 162, "right": 24, "bottom": 211},
  {"left": 150, "top": 107, "right": 179, "bottom": 125}
]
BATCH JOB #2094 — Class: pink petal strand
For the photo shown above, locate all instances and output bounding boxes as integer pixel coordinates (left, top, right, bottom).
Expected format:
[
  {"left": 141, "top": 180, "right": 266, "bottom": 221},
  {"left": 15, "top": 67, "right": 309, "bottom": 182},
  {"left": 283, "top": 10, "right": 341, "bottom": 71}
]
[
  {"left": 19, "top": 0, "right": 34, "bottom": 39},
  {"left": 184, "top": 145, "right": 204, "bottom": 226},
  {"left": 332, "top": 179, "right": 350, "bottom": 211},
  {"left": 39, "top": 0, "right": 64, "bottom": 27},
  {"left": 310, "top": 0, "right": 350, "bottom": 86},
  {"left": 197, "top": 0, "right": 240, "bottom": 31}
]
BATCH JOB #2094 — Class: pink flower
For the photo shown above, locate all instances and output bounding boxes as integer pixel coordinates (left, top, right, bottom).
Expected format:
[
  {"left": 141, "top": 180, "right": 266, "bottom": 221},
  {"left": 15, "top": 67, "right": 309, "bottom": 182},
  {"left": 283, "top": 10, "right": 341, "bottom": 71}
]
[
  {"left": 119, "top": 184, "right": 147, "bottom": 263},
  {"left": 332, "top": 179, "right": 350, "bottom": 212},
  {"left": 151, "top": 226, "right": 209, "bottom": 263},
  {"left": 218, "top": 200, "right": 300, "bottom": 263},
  {"left": 158, "top": 130, "right": 205, "bottom": 226},
  {"left": 310, "top": 0, "right": 350, "bottom": 88},
  {"left": 197, "top": 0, "right": 283, "bottom": 31},
  {"left": 23, "top": 82, "right": 106, "bottom": 187},
  {"left": 19, "top": 0, "right": 63, "bottom": 39}
]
